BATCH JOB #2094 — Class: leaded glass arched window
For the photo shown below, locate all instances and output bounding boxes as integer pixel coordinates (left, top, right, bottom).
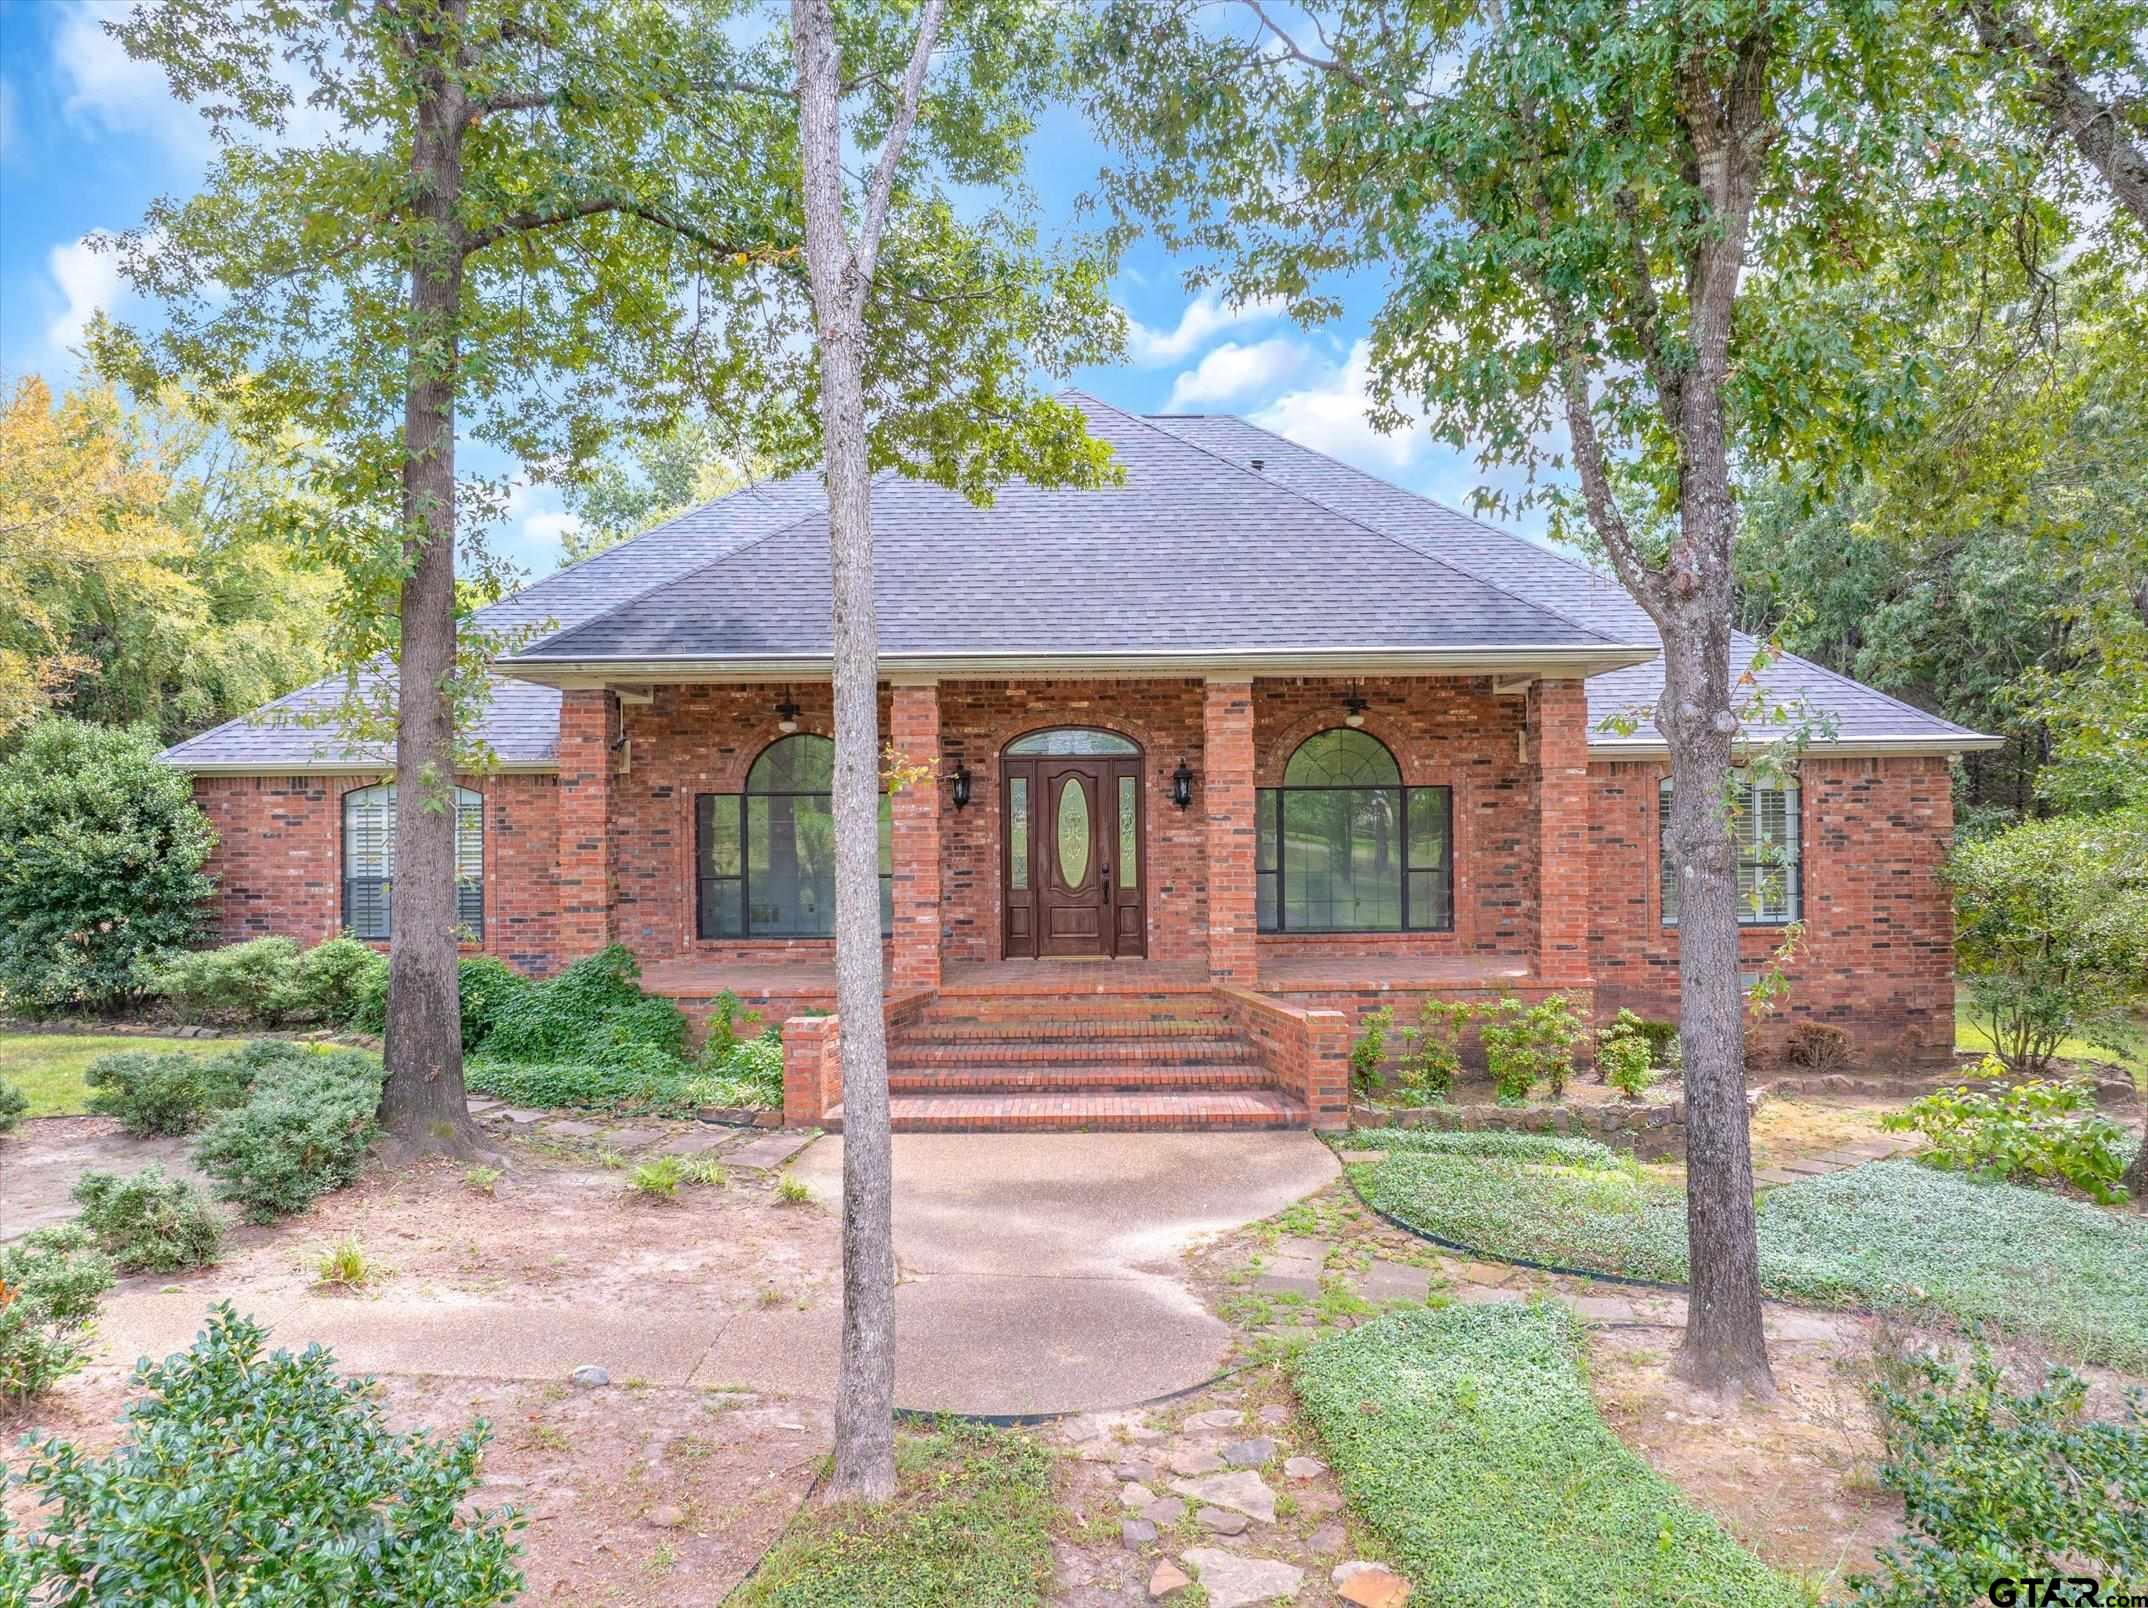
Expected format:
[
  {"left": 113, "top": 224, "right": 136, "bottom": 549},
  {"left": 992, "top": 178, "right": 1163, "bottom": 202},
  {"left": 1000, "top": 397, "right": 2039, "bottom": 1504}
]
[
  {"left": 1255, "top": 730, "right": 1450, "bottom": 932},
  {"left": 696, "top": 734, "right": 892, "bottom": 938}
]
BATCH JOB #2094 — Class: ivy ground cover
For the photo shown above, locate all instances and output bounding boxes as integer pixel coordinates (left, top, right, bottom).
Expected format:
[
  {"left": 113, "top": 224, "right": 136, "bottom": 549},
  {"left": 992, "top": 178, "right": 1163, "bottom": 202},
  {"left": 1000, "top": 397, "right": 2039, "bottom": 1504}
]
[
  {"left": 1295, "top": 1303, "right": 1811, "bottom": 1605},
  {"left": 1355, "top": 1133, "right": 2148, "bottom": 1371}
]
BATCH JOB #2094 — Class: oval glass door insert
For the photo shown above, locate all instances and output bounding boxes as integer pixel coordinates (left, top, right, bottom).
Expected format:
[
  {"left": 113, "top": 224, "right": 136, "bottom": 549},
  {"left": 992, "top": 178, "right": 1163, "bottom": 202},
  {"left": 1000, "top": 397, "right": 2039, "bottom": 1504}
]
[{"left": 1056, "top": 777, "right": 1091, "bottom": 888}]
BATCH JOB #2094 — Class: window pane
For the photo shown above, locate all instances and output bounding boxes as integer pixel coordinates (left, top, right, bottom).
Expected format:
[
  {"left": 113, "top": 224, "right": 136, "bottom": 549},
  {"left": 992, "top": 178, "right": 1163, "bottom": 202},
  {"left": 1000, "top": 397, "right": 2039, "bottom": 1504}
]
[
  {"left": 1661, "top": 776, "right": 1801, "bottom": 927},
  {"left": 1283, "top": 729, "right": 1401, "bottom": 787},
  {"left": 1406, "top": 787, "right": 1449, "bottom": 868},
  {"left": 345, "top": 877, "right": 391, "bottom": 941},
  {"left": 1255, "top": 789, "right": 1278, "bottom": 872},
  {"left": 1009, "top": 777, "right": 1029, "bottom": 890},
  {"left": 698, "top": 794, "right": 742, "bottom": 878},
  {"left": 880, "top": 873, "right": 894, "bottom": 934},
  {"left": 1118, "top": 776, "right": 1138, "bottom": 890},
  {"left": 1257, "top": 869, "right": 1278, "bottom": 932},
  {"left": 1006, "top": 728, "right": 1138, "bottom": 756},
  {"left": 878, "top": 793, "right": 893, "bottom": 877},
  {"left": 1056, "top": 777, "right": 1091, "bottom": 887},
  {"left": 699, "top": 878, "right": 743, "bottom": 939},
  {"left": 747, "top": 734, "right": 835, "bottom": 792},
  {"left": 1407, "top": 870, "right": 1451, "bottom": 930},
  {"left": 747, "top": 793, "right": 836, "bottom": 935},
  {"left": 1281, "top": 787, "right": 1402, "bottom": 930}
]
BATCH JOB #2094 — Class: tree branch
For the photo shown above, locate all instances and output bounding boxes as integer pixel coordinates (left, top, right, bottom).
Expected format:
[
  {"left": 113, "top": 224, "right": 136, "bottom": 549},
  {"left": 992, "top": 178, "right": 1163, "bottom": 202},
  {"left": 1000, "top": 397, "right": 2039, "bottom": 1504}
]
[
  {"left": 1963, "top": 0, "right": 2148, "bottom": 228},
  {"left": 462, "top": 195, "right": 784, "bottom": 258},
  {"left": 852, "top": 0, "right": 947, "bottom": 294}
]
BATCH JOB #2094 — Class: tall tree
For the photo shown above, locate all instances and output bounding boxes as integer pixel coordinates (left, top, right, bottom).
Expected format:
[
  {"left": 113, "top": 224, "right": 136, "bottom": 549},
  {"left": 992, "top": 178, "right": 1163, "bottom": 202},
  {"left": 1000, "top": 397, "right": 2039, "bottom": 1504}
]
[
  {"left": 1086, "top": 0, "right": 1991, "bottom": 1393},
  {"left": 556, "top": 420, "right": 760, "bottom": 565}
]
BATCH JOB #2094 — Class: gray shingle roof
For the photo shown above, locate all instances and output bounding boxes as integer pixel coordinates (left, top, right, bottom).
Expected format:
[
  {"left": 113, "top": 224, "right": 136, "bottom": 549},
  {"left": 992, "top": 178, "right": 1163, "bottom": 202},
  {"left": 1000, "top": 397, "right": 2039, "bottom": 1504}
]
[
  {"left": 160, "top": 390, "right": 1993, "bottom": 773},
  {"left": 1150, "top": 413, "right": 1993, "bottom": 753}
]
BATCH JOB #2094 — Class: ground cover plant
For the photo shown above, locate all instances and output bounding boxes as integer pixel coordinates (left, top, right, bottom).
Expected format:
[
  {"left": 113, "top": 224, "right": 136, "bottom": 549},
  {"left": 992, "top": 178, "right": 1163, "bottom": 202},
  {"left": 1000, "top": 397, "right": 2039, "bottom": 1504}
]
[
  {"left": 1357, "top": 1138, "right": 2148, "bottom": 1369},
  {"left": 1849, "top": 1347, "right": 2148, "bottom": 1606},
  {"left": 0, "top": 1224, "right": 116, "bottom": 1403},
  {"left": 5, "top": 1304, "right": 522, "bottom": 1603},
  {"left": 1295, "top": 1303, "right": 1809, "bottom": 1604},
  {"left": 1880, "top": 1065, "right": 2132, "bottom": 1202},
  {"left": 727, "top": 1421, "right": 1054, "bottom": 1606},
  {"left": 71, "top": 1166, "right": 226, "bottom": 1272}
]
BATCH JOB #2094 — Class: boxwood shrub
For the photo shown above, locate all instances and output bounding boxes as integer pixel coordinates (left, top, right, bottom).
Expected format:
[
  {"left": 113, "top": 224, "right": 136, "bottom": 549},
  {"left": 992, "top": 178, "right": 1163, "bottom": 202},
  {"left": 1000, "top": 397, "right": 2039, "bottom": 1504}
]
[
  {"left": 1295, "top": 1303, "right": 1808, "bottom": 1604},
  {"left": 6, "top": 1303, "right": 522, "bottom": 1603}
]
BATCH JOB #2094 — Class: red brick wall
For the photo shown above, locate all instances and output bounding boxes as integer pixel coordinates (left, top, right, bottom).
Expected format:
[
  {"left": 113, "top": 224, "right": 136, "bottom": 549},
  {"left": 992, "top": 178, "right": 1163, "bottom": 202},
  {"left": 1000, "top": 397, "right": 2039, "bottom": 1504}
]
[
  {"left": 936, "top": 679, "right": 1212, "bottom": 965},
  {"left": 190, "top": 770, "right": 560, "bottom": 974},
  {"left": 1587, "top": 754, "right": 1956, "bottom": 1065},
  {"left": 1248, "top": 675, "right": 1534, "bottom": 960}
]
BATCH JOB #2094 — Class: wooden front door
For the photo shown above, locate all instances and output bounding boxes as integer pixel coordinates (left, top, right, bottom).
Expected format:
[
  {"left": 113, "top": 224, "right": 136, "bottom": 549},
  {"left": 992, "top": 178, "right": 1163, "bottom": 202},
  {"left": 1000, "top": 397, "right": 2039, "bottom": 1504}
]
[{"left": 1002, "top": 755, "right": 1146, "bottom": 958}]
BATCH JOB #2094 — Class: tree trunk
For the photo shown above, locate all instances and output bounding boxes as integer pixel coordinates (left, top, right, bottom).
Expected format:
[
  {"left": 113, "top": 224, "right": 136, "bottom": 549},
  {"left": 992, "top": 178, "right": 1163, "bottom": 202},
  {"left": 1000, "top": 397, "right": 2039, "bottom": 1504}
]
[
  {"left": 2125, "top": 1103, "right": 2148, "bottom": 1201},
  {"left": 792, "top": 0, "right": 898, "bottom": 1502},
  {"left": 379, "top": 11, "right": 479, "bottom": 1155}
]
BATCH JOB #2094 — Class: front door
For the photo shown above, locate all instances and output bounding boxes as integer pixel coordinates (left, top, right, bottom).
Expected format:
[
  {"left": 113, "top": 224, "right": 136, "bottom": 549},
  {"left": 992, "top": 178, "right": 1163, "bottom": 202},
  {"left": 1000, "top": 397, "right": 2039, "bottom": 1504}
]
[{"left": 1002, "top": 752, "right": 1146, "bottom": 958}]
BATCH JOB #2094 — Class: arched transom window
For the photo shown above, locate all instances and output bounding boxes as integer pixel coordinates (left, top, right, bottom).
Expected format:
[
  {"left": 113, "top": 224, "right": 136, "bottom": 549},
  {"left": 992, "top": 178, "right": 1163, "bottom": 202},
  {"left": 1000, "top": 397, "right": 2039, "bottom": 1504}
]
[
  {"left": 695, "top": 734, "right": 892, "bottom": 939},
  {"left": 1255, "top": 729, "right": 1451, "bottom": 933},
  {"left": 341, "top": 783, "right": 484, "bottom": 941}
]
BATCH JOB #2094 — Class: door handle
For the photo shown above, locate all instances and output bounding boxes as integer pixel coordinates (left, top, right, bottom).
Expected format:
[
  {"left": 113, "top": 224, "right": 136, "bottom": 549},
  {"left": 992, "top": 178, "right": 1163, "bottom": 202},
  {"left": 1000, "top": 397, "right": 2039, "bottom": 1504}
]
[{"left": 1100, "top": 860, "right": 1111, "bottom": 899}]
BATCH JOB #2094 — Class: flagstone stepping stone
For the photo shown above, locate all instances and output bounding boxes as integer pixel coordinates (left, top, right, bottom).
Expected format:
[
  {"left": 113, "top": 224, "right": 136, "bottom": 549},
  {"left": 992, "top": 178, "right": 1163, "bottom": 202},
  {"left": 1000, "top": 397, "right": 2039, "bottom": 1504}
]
[
  {"left": 1307, "top": 1521, "right": 1347, "bottom": 1556},
  {"left": 1335, "top": 1560, "right": 1412, "bottom": 1606},
  {"left": 1119, "top": 1482, "right": 1158, "bottom": 1509},
  {"left": 1197, "top": 1506, "right": 1249, "bottom": 1535},
  {"left": 726, "top": 1131, "right": 816, "bottom": 1170},
  {"left": 547, "top": 1119, "right": 604, "bottom": 1139},
  {"left": 1753, "top": 1167, "right": 1802, "bottom": 1187},
  {"left": 1570, "top": 1295, "right": 1636, "bottom": 1324},
  {"left": 1142, "top": 1498, "right": 1186, "bottom": 1526},
  {"left": 656, "top": 1128, "right": 728, "bottom": 1155},
  {"left": 1167, "top": 1471, "right": 1277, "bottom": 1525},
  {"left": 1149, "top": 1560, "right": 1193, "bottom": 1600},
  {"left": 1355, "top": 1260, "right": 1433, "bottom": 1304},
  {"left": 1168, "top": 1448, "right": 1224, "bottom": 1477},
  {"left": 1122, "top": 1519, "right": 1158, "bottom": 1548},
  {"left": 1336, "top": 1149, "right": 1386, "bottom": 1165},
  {"left": 1253, "top": 1257, "right": 1322, "bottom": 1296},
  {"left": 1180, "top": 1549, "right": 1305, "bottom": 1608},
  {"left": 603, "top": 1128, "right": 663, "bottom": 1151},
  {"left": 1455, "top": 1285, "right": 1526, "bottom": 1306},
  {"left": 1256, "top": 1404, "right": 1288, "bottom": 1425},
  {"left": 1283, "top": 1455, "right": 1326, "bottom": 1480},
  {"left": 465, "top": 1098, "right": 502, "bottom": 1114},
  {"left": 1453, "top": 1260, "right": 1514, "bottom": 1285},
  {"left": 1183, "top": 1408, "right": 1243, "bottom": 1431},
  {"left": 1779, "top": 1158, "right": 1836, "bottom": 1176},
  {"left": 1272, "top": 1236, "right": 1334, "bottom": 1263},
  {"left": 1221, "top": 1437, "right": 1276, "bottom": 1467},
  {"left": 500, "top": 1108, "right": 546, "bottom": 1125}
]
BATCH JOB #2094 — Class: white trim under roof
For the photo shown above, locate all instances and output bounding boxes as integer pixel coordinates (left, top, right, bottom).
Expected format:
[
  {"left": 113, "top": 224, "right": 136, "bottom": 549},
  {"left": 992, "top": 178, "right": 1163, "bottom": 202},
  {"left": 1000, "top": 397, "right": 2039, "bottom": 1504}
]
[
  {"left": 169, "top": 759, "right": 563, "bottom": 776},
  {"left": 501, "top": 643, "right": 1663, "bottom": 686},
  {"left": 1587, "top": 733, "right": 2003, "bottom": 761}
]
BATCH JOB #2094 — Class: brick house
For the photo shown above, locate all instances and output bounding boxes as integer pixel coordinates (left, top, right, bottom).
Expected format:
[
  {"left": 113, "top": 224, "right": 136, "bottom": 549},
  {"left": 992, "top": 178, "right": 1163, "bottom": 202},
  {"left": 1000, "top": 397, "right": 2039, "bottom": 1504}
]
[{"left": 162, "top": 394, "right": 1994, "bottom": 1131}]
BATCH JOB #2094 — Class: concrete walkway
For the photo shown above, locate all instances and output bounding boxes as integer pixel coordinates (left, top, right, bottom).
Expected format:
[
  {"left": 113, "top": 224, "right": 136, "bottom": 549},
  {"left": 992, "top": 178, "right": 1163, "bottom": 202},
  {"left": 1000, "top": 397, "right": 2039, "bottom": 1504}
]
[{"left": 89, "top": 1130, "right": 1338, "bottom": 1419}]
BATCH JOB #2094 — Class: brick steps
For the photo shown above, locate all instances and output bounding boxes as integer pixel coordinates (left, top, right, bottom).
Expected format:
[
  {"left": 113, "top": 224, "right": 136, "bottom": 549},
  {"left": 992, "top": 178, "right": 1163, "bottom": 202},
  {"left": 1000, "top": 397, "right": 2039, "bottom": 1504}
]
[
  {"left": 899, "top": 1018, "right": 1238, "bottom": 1043},
  {"left": 889, "top": 1062, "right": 1275, "bottom": 1094},
  {"left": 826, "top": 1088, "right": 1310, "bottom": 1133},
  {"left": 890, "top": 1039, "right": 1260, "bottom": 1069}
]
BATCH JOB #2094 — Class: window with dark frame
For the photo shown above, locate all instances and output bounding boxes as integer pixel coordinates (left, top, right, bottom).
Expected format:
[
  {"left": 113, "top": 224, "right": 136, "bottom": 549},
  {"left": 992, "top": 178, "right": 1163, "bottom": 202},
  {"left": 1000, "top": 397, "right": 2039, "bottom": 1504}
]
[
  {"left": 1659, "top": 773, "right": 1802, "bottom": 926},
  {"left": 1254, "top": 728, "right": 1453, "bottom": 933},
  {"left": 696, "top": 734, "right": 892, "bottom": 939},
  {"left": 340, "top": 783, "right": 484, "bottom": 941}
]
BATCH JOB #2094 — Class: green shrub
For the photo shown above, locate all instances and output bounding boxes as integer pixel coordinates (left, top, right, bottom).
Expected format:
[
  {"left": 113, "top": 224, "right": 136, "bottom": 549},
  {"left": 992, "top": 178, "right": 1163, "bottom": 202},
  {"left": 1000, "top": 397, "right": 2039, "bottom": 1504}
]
[
  {"left": 71, "top": 1166, "right": 226, "bottom": 1272},
  {"left": 1851, "top": 1348, "right": 2148, "bottom": 1606},
  {"left": 629, "top": 1155, "right": 685, "bottom": 1199},
  {"left": 0, "top": 1223, "right": 115, "bottom": 1402},
  {"left": 193, "top": 1050, "right": 383, "bottom": 1222},
  {"left": 7, "top": 1303, "right": 523, "bottom": 1603},
  {"left": 1881, "top": 1063, "right": 2131, "bottom": 1203},
  {"left": 1365, "top": 1142, "right": 2148, "bottom": 1369},
  {"left": 1394, "top": 999, "right": 1473, "bottom": 1103},
  {"left": 465, "top": 1051, "right": 697, "bottom": 1115},
  {"left": 0, "top": 1077, "right": 26, "bottom": 1133},
  {"left": 83, "top": 1048, "right": 250, "bottom": 1137},
  {"left": 0, "top": 718, "right": 216, "bottom": 1012},
  {"left": 284, "top": 935, "right": 385, "bottom": 1025},
  {"left": 481, "top": 946, "right": 687, "bottom": 1066},
  {"left": 1347, "top": 1006, "right": 1395, "bottom": 1101},
  {"left": 456, "top": 955, "right": 530, "bottom": 1053},
  {"left": 1950, "top": 806, "right": 2148, "bottom": 1075},
  {"left": 1597, "top": 1029, "right": 1654, "bottom": 1101},
  {"left": 699, "top": 989, "right": 765, "bottom": 1064},
  {"left": 1295, "top": 1304, "right": 1807, "bottom": 1604},
  {"left": 1478, "top": 993, "right": 1584, "bottom": 1103},
  {"left": 140, "top": 936, "right": 303, "bottom": 1023},
  {"left": 352, "top": 952, "right": 390, "bottom": 1033},
  {"left": 692, "top": 1029, "right": 786, "bottom": 1109}
]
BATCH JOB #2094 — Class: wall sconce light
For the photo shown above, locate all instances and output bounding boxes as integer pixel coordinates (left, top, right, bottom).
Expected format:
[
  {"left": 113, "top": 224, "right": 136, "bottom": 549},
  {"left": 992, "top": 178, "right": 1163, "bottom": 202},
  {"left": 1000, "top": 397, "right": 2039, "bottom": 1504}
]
[
  {"left": 775, "top": 699, "right": 801, "bottom": 735},
  {"left": 951, "top": 763, "right": 972, "bottom": 809},
  {"left": 1171, "top": 759, "right": 1195, "bottom": 811},
  {"left": 1343, "top": 694, "right": 1368, "bottom": 729}
]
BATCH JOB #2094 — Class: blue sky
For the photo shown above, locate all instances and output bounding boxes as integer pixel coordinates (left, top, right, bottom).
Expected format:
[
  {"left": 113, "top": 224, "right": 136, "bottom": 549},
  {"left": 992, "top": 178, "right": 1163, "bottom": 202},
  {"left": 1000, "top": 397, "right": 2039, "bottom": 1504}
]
[{"left": 0, "top": 1, "right": 1541, "bottom": 583}]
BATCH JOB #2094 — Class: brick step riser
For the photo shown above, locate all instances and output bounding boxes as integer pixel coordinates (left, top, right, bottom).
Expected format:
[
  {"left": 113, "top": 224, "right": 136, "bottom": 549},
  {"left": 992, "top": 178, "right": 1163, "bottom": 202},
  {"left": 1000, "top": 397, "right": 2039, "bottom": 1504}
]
[
  {"left": 889, "top": 1068, "right": 1280, "bottom": 1094},
  {"left": 905, "top": 1019, "right": 1235, "bottom": 1038},
  {"left": 889, "top": 1042, "right": 1261, "bottom": 1068},
  {"left": 828, "top": 1110, "right": 1308, "bottom": 1135}
]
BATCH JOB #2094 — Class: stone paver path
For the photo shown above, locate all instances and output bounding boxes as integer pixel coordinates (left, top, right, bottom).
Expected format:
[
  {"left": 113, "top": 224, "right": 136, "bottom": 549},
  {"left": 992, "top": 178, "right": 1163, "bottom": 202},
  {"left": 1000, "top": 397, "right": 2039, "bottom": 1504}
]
[
  {"left": 1752, "top": 1132, "right": 1919, "bottom": 1189},
  {"left": 467, "top": 1099, "right": 818, "bottom": 1175}
]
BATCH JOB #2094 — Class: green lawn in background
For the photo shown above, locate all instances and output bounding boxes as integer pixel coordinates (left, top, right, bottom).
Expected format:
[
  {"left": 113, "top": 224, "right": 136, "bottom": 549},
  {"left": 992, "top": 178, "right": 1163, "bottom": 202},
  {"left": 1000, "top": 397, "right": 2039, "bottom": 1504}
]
[
  {"left": 0, "top": 1034, "right": 230, "bottom": 1119},
  {"left": 1953, "top": 990, "right": 2148, "bottom": 1077}
]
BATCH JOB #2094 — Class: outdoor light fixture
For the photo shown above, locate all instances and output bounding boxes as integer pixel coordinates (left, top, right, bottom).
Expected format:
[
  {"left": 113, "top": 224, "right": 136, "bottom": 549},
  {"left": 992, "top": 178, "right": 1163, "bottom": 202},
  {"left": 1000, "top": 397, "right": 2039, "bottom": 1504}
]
[
  {"left": 1344, "top": 692, "right": 1369, "bottom": 728},
  {"left": 775, "top": 700, "right": 801, "bottom": 735},
  {"left": 1171, "top": 759, "right": 1195, "bottom": 811},
  {"left": 951, "top": 763, "right": 972, "bottom": 809}
]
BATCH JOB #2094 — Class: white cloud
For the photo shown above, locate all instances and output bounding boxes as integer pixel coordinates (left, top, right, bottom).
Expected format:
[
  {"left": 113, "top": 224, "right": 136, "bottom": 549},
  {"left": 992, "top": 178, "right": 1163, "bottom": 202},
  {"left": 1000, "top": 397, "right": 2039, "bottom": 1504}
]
[
  {"left": 523, "top": 512, "right": 583, "bottom": 547},
  {"left": 53, "top": 3, "right": 213, "bottom": 160},
  {"left": 44, "top": 236, "right": 128, "bottom": 357},
  {"left": 1163, "top": 337, "right": 1313, "bottom": 411},
  {"left": 1250, "top": 340, "right": 1431, "bottom": 472},
  {"left": 1122, "top": 289, "right": 1288, "bottom": 366}
]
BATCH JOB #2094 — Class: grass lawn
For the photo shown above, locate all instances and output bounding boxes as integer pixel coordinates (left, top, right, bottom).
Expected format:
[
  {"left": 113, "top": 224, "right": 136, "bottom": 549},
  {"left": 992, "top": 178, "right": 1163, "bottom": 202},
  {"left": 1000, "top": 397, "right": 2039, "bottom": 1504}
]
[
  {"left": 1356, "top": 1131, "right": 2148, "bottom": 1372},
  {"left": 727, "top": 1422, "right": 1055, "bottom": 1606},
  {"left": 0, "top": 1033, "right": 232, "bottom": 1119},
  {"left": 1296, "top": 1303, "right": 1811, "bottom": 1606},
  {"left": 1954, "top": 992, "right": 2148, "bottom": 1077}
]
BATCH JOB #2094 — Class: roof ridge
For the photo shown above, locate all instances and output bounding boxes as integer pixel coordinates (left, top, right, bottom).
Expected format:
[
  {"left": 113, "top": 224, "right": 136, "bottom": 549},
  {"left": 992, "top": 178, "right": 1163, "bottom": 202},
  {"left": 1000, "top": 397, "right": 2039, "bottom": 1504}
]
[
  {"left": 1080, "top": 396, "right": 1634, "bottom": 649},
  {"left": 1161, "top": 412, "right": 1656, "bottom": 644},
  {"left": 475, "top": 466, "right": 823, "bottom": 635}
]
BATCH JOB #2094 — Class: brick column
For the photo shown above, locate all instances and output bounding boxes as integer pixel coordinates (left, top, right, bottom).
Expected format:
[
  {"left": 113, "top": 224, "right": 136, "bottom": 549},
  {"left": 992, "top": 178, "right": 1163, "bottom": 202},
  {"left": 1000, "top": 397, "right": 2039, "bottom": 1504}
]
[
  {"left": 1529, "top": 679, "right": 1591, "bottom": 986},
  {"left": 1203, "top": 678, "right": 1258, "bottom": 986},
  {"left": 888, "top": 681, "right": 943, "bottom": 991},
  {"left": 557, "top": 688, "right": 615, "bottom": 961}
]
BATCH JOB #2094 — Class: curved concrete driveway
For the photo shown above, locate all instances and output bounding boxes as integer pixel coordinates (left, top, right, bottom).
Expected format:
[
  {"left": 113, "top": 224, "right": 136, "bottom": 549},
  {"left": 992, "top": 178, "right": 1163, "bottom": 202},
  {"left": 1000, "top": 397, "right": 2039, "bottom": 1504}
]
[{"left": 744, "top": 1131, "right": 1338, "bottom": 1416}]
